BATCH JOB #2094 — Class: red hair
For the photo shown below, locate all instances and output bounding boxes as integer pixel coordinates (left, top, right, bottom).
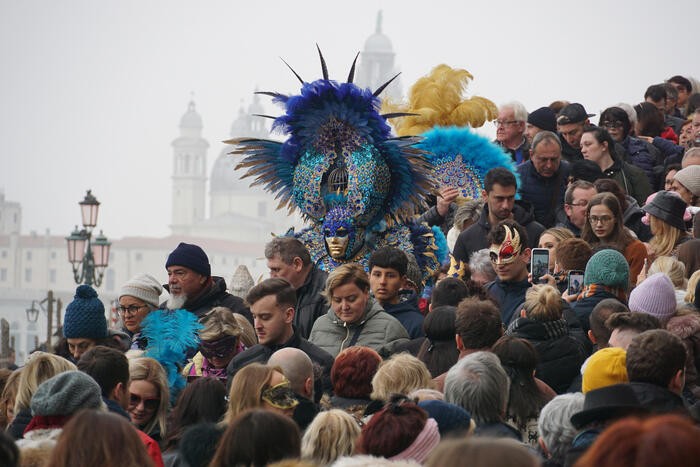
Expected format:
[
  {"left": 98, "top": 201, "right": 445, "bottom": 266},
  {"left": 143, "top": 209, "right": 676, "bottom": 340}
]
[
  {"left": 576, "top": 414, "right": 700, "bottom": 467},
  {"left": 356, "top": 400, "right": 427, "bottom": 458},
  {"left": 331, "top": 347, "right": 382, "bottom": 398}
]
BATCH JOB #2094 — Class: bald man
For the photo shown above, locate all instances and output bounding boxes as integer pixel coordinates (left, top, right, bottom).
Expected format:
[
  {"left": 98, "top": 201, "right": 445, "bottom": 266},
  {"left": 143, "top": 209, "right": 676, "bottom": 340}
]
[{"left": 269, "top": 347, "right": 318, "bottom": 430}]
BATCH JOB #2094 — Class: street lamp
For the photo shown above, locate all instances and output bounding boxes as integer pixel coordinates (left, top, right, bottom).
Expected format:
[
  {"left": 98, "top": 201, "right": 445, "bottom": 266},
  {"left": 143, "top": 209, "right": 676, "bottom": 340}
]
[
  {"left": 65, "top": 190, "right": 111, "bottom": 287},
  {"left": 26, "top": 301, "right": 40, "bottom": 323},
  {"left": 25, "top": 292, "right": 62, "bottom": 349}
]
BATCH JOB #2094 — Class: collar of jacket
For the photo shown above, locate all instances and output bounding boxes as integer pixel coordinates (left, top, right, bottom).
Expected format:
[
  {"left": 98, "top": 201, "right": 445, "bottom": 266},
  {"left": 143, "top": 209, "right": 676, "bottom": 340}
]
[
  {"left": 264, "top": 325, "right": 302, "bottom": 353},
  {"left": 329, "top": 298, "right": 382, "bottom": 328}
]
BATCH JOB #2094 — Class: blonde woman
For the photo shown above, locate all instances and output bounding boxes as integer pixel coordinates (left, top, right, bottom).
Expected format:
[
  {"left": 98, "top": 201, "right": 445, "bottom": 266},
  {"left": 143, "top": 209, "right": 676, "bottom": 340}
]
[
  {"left": 648, "top": 256, "right": 688, "bottom": 306},
  {"left": 223, "top": 363, "right": 298, "bottom": 425},
  {"left": 128, "top": 357, "right": 169, "bottom": 443},
  {"left": 370, "top": 353, "right": 435, "bottom": 402},
  {"left": 507, "top": 285, "right": 586, "bottom": 394},
  {"left": 537, "top": 227, "right": 575, "bottom": 271},
  {"left": 686, "top": 270, "right": 700, "bottom": 304},
  {"left": 1, "top": 370, "right": 20, "bottom": 429},
  {"left": 184, "top": 307, "right": 246, "bottom": 383},
  {"left": 301, "top": 409, "right": 361, "bottom": 466},
  {"left": 643, "top": 191, "right": 691, "bottom": 258},
  {"left": 8, "top": 352, "right": 76, "bottom": 439}
]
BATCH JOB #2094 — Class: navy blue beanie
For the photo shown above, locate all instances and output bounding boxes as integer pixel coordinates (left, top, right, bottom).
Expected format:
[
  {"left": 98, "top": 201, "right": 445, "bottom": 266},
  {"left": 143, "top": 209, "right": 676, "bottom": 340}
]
[
  {"left": 63, "top": 285, "right": 108, "bottom": 339},
  {"left": 166, "top": 242, "right": 211, "bottom": 277},
  {"left": 418, "top": 399, "right": 473, "bottom": 436}
]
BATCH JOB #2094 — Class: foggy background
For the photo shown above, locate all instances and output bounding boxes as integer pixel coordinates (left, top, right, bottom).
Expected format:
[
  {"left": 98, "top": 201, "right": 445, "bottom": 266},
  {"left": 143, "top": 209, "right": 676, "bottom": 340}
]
[{"left": 1, "top": 0, "right": 699, "bottom": 240}]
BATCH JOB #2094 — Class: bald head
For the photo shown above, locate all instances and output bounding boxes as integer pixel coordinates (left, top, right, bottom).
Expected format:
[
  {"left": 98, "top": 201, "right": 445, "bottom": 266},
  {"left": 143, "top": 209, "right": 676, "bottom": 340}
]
[
  {"left": 268, "top": 347, "right": 314, "bottom": 399},
  {"left": 682, "top": 147, "right": 700, "bottom": 168}
]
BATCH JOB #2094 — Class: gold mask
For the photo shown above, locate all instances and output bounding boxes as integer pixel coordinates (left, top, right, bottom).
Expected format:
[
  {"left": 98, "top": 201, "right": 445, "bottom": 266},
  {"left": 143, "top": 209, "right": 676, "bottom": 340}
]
[{"left": 489, "top": 225, "right": 522, "bottom": 265}]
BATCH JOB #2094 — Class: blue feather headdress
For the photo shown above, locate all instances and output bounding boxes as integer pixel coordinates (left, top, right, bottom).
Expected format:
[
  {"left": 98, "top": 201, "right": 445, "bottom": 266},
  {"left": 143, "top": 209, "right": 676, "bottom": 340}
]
[
  {"left": 228, "top": 47, "right": 435, "bottom": 230},
  {"left": 140, "top": 309, "right": 202, "bottom": 404}
]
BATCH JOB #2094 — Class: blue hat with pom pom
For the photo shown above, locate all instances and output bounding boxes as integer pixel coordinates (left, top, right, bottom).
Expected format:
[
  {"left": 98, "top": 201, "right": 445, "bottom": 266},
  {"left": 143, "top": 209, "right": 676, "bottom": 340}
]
[{"left": 63, "top": 285, "right": 108, "bottom": 339}]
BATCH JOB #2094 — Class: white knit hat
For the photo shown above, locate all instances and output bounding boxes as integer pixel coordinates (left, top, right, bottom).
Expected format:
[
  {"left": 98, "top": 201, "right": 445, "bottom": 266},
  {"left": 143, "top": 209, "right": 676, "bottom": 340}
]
[{"left": 119, "top": 273, "right": 163, "bottom": 308}]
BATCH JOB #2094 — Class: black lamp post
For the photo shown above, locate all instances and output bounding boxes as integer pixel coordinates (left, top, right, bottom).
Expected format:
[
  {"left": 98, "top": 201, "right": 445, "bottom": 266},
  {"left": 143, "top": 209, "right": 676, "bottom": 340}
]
[
  {"left": 25, "top": 291, "right": 62, "bottom": 349},
  {"left": 65, "top": 190, "right": 111, "bottom": 287}
]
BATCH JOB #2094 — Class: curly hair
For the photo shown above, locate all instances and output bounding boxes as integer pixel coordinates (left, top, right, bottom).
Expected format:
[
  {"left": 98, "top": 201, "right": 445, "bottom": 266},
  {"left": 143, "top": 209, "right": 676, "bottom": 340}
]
[{"left": 331, "top": 346, "right": 382, "bottom": 399}]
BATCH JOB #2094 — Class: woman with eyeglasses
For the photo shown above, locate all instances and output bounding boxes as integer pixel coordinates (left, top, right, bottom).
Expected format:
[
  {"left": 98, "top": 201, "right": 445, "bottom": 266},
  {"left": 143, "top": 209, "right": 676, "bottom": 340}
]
[
  {"left": 598, "top": 107, "right": 658, "bottom": 188},
  {"left": 581, "top": 192, "right": 648, "bottom": 286},
  {"left": 580, "top": 126, "right": 652, "bottom": 205},
  {"left": 128, "top": 357, "right": 169, "bottom": 444},
  {"left": 118, "top": 273, "right": 163, "bottom": 350},
  {"left": 183, "top": 307, "right": 247, "bottom": 384}
]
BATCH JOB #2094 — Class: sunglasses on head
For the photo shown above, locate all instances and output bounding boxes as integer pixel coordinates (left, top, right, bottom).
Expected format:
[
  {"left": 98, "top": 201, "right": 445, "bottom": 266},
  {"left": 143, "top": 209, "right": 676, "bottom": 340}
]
[
  {"left": 199, "top": 335, "right": 238, "bottom": 360},
  {"left": 129, "top": 393, "right": 160, "bottom": 411}
]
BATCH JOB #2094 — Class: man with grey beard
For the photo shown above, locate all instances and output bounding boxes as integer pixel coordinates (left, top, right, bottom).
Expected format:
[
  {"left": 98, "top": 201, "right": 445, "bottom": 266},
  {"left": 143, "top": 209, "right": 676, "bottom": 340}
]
[{"left": 163, "top": 242, "right": 252, "bottom": 324}]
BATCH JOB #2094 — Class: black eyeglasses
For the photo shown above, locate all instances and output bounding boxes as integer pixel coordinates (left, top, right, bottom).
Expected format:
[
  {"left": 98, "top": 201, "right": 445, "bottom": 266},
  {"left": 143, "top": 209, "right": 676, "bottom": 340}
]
[
  {"left": 118, "top": 305, "right": 147, "bottom": 315},
  {"left": 601, "top": 121, "right": 624, "bottom": 129}
]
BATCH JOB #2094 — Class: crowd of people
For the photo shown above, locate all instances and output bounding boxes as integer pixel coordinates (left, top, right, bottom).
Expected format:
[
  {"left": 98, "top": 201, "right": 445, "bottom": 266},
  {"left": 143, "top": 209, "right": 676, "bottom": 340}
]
[{"left": 2, "top": 75, "right": 700, "bottom": 467}]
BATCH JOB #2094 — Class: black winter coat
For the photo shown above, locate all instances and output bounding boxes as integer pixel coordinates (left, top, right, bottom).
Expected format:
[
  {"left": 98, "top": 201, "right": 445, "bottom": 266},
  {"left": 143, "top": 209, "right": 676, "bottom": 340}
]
[
  {"left": 382, "top": 290, "right": 425, "bottom": 339},
  {"left": 453, "top": 200, "right": 545, "bottom": 264},
  {"left": 8, "top": 407, "right": 32, "bottom": 439},
  {"left": 226, "top": 326, "right": 334, "bottom": 400},
  {"left": 294, "top": 265, "right": 329, "bottom": 339},
  {"left": 570, "top": 290, "right": 624, "bottom": 334},
  {"left": 507, "top": 318, "right": 586, "bottom": 394}
]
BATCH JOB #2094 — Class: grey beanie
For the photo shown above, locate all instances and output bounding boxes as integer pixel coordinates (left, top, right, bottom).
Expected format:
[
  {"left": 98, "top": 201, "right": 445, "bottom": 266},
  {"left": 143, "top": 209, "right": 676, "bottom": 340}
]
[
  {"left": 119, "top": 273, "right": 163, "bottom": 308},
  {"left": 674, "top": 165, "right": 700, "bottom": 197},
  {"left": 30, "top": 370, "right": 103, "bottom": 417}
]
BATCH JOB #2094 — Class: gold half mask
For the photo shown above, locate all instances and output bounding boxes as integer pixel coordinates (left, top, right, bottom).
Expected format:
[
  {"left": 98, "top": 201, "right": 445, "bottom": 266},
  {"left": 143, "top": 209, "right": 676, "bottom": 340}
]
[{"left": 489, "top": 225, "right": 522, "bottom": 265}]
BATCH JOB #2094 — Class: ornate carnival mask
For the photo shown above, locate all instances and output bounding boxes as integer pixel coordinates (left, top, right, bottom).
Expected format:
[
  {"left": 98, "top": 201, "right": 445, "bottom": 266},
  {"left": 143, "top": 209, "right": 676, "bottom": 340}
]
[
  {"left": 489, "top": 225, "right": 522, "bottom": 265},
  {"left": 323, "top": 207, "right": 358, "bottom": 260}
]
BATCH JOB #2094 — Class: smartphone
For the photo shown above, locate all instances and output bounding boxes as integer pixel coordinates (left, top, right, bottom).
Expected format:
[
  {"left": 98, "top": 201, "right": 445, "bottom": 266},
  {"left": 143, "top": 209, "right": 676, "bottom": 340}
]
[
  {"left": 530, "top": 248, "right": 550, "bottom": 284},
  {"left": 568, "top": 270, "right": 584, "bottom": 295}
]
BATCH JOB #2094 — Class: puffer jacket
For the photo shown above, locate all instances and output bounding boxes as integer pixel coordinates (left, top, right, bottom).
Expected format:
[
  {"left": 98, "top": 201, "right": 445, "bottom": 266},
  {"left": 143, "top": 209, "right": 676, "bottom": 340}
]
[
  {"left": 162, "top": 276, "right": 252, "bottom": 324},
  {"left": 309, "top": 299, "right": 409, "bottom": 358},
  {"left": 667, "top": 313, "right": 700, "bottom": 400},
  {"left": 622, "top": 195, "right": 652, "bottom": 242},
  {"left": 620, "top": 136, "right": 659, "bottom": 188},
  {"left": 517, "top": 160, "right": 570, "bottom": 228},
  {"left": 507, "top": 317, "right": 586, "bottom": 394}
]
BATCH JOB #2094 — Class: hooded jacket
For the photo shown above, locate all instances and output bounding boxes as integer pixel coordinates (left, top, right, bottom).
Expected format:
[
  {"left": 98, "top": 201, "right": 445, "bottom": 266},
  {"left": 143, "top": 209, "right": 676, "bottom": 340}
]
[
  {"left": 622, "top": 195, "right": 653, "bottom": 242},
  {"left": 507, "top": 317, "right": 587, "bottom": 394},
  {"left": 452, "top": 200, "right": 546, "bottom": 264},
  {"left": 294, "top": 264, "right": 329, "bottom": 339},
  {"left": 517, "top": 160, "right": 570, "bottom": 228},
  {"left": 620, "top": 136, "right": 660, "bottom": 188},
  {"left": 570, "top": 290, "right": 625, "bottom": 334},
  {"left": 162, "top": 276, "right": 252, "bottom": 324},
  {"left": 309, "top": 298, "right": 409, "bottom": 358},
  {"left": 381, "top": 290, "right": 425, "bottom": 339}
]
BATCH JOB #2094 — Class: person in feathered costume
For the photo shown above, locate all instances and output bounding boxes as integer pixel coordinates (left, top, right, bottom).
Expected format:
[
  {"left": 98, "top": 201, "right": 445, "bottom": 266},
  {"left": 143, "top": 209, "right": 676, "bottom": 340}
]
[
  {"left": 384, "top": 64, "right": 520, "bottom": 276},
  {"left": 230, "top": 47, "right": 447, "bottom": 284}
]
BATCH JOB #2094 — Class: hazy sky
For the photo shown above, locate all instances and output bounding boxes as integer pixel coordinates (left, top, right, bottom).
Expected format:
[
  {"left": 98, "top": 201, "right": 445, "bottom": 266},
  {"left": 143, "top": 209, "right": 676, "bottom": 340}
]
[{"left": 2, "top": 0, "right": 698, "bottom": 240}]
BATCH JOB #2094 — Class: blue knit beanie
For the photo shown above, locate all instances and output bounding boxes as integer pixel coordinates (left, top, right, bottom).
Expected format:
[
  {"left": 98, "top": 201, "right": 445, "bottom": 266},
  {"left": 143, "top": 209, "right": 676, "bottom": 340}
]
[
  {"left": 418, "top": 399, "right": 473, "bottom": 436},
  {"left": 63, "top": 285, "right": 108, "bottom": 339},
  {"left": 166, "top": 242, "right": 211, "bottom": 277},
  {"left": 584, "top": 249, "right": 630, "bottom": 289}
]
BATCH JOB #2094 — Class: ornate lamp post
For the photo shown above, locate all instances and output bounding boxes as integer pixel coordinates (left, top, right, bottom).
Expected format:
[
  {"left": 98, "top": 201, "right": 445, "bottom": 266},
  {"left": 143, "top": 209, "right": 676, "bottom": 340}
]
[
  {"left": 25, "top": 292, "right": 62, "bottom": 349},
  {"left": 65, "top": 190, "right": 111, "bottom": 287}
]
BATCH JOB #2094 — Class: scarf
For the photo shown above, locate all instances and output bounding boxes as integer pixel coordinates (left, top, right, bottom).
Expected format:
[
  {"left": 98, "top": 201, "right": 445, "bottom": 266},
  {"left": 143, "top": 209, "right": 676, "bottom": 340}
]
[
  {"left": 577, "top": 283, "right": 627, "bottom": 303},
  {"left": 200, "top": 341, "right": 246, "bottom": 379},
  {"left": 24, "top": 415, "right": 72, "bottom": 435}
]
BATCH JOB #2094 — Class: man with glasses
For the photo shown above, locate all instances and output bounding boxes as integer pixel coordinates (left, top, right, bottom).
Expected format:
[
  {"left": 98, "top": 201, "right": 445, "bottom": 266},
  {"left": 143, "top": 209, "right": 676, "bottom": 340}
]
[
  {"left": 557, "top": 181, "right": 596, "bottom": 237},
  {"left": 517, "top": 131, "right": 569, "bottom": 227},
  {"left": 494, "top": 101, "right": 530, "bottom": 164},
  {"left": 557, "top": 103, "right": 594, "bottom": 162}
]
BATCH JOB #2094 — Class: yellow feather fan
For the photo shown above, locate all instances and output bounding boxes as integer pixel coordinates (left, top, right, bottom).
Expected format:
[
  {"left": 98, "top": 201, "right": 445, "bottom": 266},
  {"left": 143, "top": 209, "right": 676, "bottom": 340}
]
[{"left": 383, "top": 64, "right": 498, "bottom": 137}]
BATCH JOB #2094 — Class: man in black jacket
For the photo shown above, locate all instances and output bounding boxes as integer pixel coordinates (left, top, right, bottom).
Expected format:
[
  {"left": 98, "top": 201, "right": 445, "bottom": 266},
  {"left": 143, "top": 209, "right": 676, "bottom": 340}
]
[
  {"left": 265, "top": 237, "right": 328, "bottom": 339},
  {"left": 226, "top": 278, "right": 333, "bottom": 397},
  {"left": 163, "top": 242, "right": 252, "bottom": 323},
  {"left": 453, "top": 167, "right": 545, "bottom": 264},
  {"left": 626, "top": 330, "right": 692, "bottom": 417}
]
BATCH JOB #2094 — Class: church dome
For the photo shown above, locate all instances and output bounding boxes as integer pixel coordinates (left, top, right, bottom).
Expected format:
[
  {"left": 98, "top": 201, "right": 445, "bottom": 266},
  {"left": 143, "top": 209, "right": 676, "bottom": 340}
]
[
  {"left": 364, "top": 11, "right": 393, "bottom": 54},
  {"left": 180, "top": 100, "right": 202, "bottom": 128},
  {"left": 210, "top": 146, "right": 247, "bottom": 193}
]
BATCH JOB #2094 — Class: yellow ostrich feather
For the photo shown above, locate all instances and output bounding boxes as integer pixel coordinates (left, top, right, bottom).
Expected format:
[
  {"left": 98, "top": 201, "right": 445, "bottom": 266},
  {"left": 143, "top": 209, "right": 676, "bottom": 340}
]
[{"left": 383, "top": 64, "right": 498, "bottom": 137}]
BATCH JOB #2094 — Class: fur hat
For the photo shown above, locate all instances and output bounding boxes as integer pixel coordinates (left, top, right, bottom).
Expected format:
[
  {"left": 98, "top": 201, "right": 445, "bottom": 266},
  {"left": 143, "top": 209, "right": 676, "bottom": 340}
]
[
  {"left": 119, "top": 273, "right": 163, "bottom": 308},
  {"left": 629, "top": 273, "right": 677, "bottom": 325},
  {"left": 582, "top": 347, "right": 628, "bottom": 394},
  {"left": 30, "top": 371, "right": 103, "bottom": 417},
  {"left": 584, "top": 249, "right": 630, "bottom": 289},
  {"left": 63, "top": 285, "right": 108, "bottom": 339},
  {"left": 166, "top": 242, "right": 211, "bottom": 277}
]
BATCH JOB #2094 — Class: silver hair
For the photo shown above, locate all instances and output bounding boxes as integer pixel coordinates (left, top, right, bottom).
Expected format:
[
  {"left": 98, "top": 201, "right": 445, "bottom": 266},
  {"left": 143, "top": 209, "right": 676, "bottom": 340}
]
[
  {"left": 500, "top": 101, "right": 528, "bottom": 123},
  {"left": 537, "top": 393, "right": 585, "bottom": 460},
  {"left": 682, "top": 147, "right": 700, "bottom": 164},
  {"left": 453, "top": 199, "right": 484, "bottom": 230},
  {"left": 531, "top": 130, "right": 562, "bottom": 154},
  {"left": 615, "top": 103, "right": 637, "bottom": 128},
  {"left": 468, "top": 249, "right": 497, "bottom": 282},
  {"left": 444, "top": 351, "right": 509, "bottom": 425}
]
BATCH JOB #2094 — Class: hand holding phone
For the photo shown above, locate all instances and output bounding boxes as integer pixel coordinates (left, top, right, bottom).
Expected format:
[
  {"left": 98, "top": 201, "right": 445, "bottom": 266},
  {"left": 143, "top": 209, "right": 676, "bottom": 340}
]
[
  {"left": 568, "top": 270, "right": 584, "bottom": 295},
  {"left": 530, "top": 249, "right": 550, "bottom": 284}
]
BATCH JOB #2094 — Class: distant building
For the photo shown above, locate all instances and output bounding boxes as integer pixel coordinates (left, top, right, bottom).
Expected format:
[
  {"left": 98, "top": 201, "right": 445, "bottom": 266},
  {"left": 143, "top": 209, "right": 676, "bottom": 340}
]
[{"left": 355, "top": 11, "right": 403, "bottom": 101}]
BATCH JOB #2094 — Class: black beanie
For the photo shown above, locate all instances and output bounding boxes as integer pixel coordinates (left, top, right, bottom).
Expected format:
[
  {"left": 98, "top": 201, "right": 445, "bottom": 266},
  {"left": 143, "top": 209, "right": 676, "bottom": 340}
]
[
  {"left": 527, "top": 107, "right": 557, "bottom": 133},
  {"left": 166, "top": 242, "right": 211, "bottom": 277},
  {"left": 571, "top": 160, "right": 603, "bottom": 183}
]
